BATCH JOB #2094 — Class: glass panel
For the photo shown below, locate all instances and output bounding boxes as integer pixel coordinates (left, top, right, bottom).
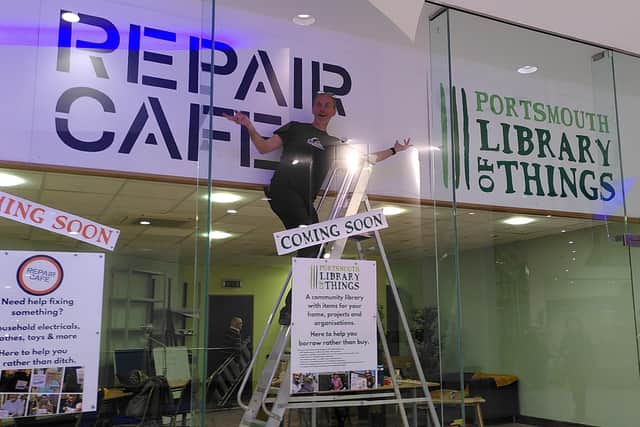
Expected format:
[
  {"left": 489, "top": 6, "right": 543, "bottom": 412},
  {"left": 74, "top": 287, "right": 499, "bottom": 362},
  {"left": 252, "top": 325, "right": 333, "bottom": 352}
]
[
  {"left": 206, "top": 1, "right": 446, "bottom": 426},
  {"left": 446, "top": 9, "right": 632, "bottom": 427},
  {"left": 0, "top": 1, "right": 215, "bottom": 425},
  {"left": 429, "top": 8, "right": 467, "bottom": 425}
]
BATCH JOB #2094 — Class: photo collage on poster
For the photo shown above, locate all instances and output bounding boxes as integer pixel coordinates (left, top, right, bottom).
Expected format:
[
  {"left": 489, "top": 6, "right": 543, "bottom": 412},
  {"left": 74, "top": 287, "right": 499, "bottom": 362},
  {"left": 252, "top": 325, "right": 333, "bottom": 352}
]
[
  {"left": 0, "top": 366, "right": 85, "bottom": 418},
  {"left": 291, "top": 370, "right": 378, "bottom": 394}
]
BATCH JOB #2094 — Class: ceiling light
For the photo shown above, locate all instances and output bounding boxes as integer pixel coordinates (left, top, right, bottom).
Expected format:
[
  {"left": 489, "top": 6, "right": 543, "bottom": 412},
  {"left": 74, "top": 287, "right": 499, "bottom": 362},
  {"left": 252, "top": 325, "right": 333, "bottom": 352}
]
[
  {"left": 561, "top": 229, "right": 566, "bottom": 233},
  {"left": 502, "top": 216, "right": 535, "bottom": 225},
  {"left": 226, "top": 209, "right": 238, "bottom": 214},
  {"left": 568, "top": 240, "right": 575, "bottom": 244},
  {"left": 292, "top": 159, "right": 300, "bottom": 165},
  {"left": 382, "top": 206, "right": 406, "bottom": 216},
  {"left": 293, "top": 13, "right": 316, "bottom": 26},
  {"left": 209, "top": 230, "right": 232, "bottom": 240},
  {"left": 517, "top": 65, "right": 538, "bottom": 74},
  {"left": 467, "top": 212, "right": 475, "bottom": 215},
  {"left": 323, "top": 253, "right": 331, "bottom": 259},
  {"left": 0, "top": 172, "right": 26, "bottom": 187},
  {"left": 61, "top": 12, "right": 80, "bottom": 23},
  {"left": 210, "top": 192, "right": 242, "bottom": 204},
  {"left": 139, "top": 220, "right": 151, "bottom": 225}
]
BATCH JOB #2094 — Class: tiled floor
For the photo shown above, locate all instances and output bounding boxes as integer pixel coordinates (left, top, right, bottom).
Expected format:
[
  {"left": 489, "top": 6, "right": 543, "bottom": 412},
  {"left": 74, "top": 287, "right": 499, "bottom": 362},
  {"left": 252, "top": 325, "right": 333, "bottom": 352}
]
[{"left": 203, "top": 408, "right": 536, "bottom": 427}]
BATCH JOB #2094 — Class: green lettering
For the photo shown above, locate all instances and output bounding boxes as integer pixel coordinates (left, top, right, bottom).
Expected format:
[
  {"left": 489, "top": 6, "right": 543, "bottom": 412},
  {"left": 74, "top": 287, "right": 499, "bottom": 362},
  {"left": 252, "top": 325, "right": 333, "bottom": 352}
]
[
  {"left": 535, "top": 128, "right": 555, "bottom": 158},
  {"left": 496, "top": 160, "right": 518, "bottom": 194},
  {"left": 519, "top": 99, "right": 532, "bottom": 120},
  {"left": 579, "top": 170, "right": 598, "bottom": 200},
  {"left": 520, "top": 162, "right": 545, "bottom": 196},
  {"left": 558, "top": 133, "right": 576, "bottom": 162},
  {"left": 600, "top": 173, "right": 615, "bottom": 201},
  {"left": 501, "top": 123, "right": 513, "bottom": 154},
  {"left": 547, "top": 106, "right": 560, "bottom": 125},
  {"left": 514, "top": 125, "right": 534, "bottom": 155},
  {"left": 598, "top": 114, "right": 609, "bottom": 133},
  {"left": 576, "top": 135, "right": 595, "bottom": 164},
  {"left": 478, "top": 119, "right": 499, "bottom": 151},
  {"left": 595, "top": 139, "right": 611, "bottom": 166},
  {"left": 585, "top": 112, "right": 596, "bottom": 131},
  {"left": 475, "top": 91, "right": 488, "bottom": 112},
  {"left": 545, "top": 165, "right": 558, "bottom": 197},
  {"left": 490, "top": 94, "right": 504, "bottom": 115},
  {"left": 559, "top": 167, "right": 578, "bottom": 198},
  {"left": 560, "top": 107, "right": 573, "bottom": 127},
  {"left": 532, "top": 102, "right": 545, "bottom": 122},
  {"left": 505, "top": 97, "right": 517, "bottom": 117}
]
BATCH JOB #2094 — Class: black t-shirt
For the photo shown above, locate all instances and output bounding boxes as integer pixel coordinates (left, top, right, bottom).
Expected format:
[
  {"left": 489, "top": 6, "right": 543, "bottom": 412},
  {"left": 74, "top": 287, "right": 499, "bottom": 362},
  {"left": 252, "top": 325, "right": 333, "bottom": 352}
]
[{"left": 271, "top": 122, "right": 342, "bottom": 198}]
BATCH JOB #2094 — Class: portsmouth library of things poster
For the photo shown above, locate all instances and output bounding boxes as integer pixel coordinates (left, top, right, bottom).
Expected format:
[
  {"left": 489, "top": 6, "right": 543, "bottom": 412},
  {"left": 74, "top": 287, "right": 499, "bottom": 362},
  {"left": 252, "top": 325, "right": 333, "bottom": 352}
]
[
  {"left": 290, "top": 258, "right": 378, "bottom": 394},
  {"left": 0, "top": 251, "right": 104, "bottom": 418}
]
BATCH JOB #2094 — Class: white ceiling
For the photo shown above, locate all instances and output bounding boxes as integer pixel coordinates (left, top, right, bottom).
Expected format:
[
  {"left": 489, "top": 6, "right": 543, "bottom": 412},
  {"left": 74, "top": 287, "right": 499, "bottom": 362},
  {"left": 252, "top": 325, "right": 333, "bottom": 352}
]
[
  {"left": 0, "top": 167, "right": 599, "bottom": 267},
  {"left": 431, "top": 0, "right": 640, "bottom": 56}
]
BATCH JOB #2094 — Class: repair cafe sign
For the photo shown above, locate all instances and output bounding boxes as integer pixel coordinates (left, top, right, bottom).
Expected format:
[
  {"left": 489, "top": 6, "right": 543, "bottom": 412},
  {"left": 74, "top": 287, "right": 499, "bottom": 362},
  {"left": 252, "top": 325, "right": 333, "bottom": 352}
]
[
  {"left": 273, "top": 209, "right": 388, "bottom": 255},
  {"left": 0, "top": 191, "right": 120, "bottom": 251}
]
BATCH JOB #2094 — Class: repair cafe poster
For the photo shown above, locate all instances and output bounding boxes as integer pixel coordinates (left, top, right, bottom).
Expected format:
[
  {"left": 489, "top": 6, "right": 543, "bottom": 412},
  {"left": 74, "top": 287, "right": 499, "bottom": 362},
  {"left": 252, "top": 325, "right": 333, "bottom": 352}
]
[{"left": 0, "top": 251, "right": 104, "bottom": 418}]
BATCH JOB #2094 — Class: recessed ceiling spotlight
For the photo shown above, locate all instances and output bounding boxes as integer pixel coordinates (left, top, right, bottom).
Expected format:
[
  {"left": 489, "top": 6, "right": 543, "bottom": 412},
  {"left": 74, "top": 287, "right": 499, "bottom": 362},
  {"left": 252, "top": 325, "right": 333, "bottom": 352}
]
[
  {"left": 323, "top": 253, "right": 331, "bottom": 259},
  {"left": 210, "top": 192, "right": 242, "bottom": 204},
  {"left": 517, "top": 65, "right": 538, "bottom": 74},
  {"left": 561, "top": 229, "right": 567, "bottom": 233},
  {"left": 61, "top": 12, "right": 80, "bottom": 23},
  {"left": 139, "top": 220, "right": 151, "bottom": 225},
  {"left": 568, "top": 240, "right": 575, "bottom": 244},
  {"left": 293, "top": 13, "right": 316, "bottom": 26},
  {"left": 292, "top": 159, "right": 300, "bottom": 165},
  {"left": 226, "top": 209, "right": 238, "bottom": 214},
  {"left": 209, "top": 230, "right": 232, "bottom": 240},
  {"left": 503, "top": 216, "right": 535, "bottom": 225},
  {"left": 467, "top": 212, "right": 475, "bottom": 215},
  {"left": 0, "top": 172, "right": 26, "bottom": 187},
  {"left": 382, "top": 206, "right": 406, "bottom": 216}
]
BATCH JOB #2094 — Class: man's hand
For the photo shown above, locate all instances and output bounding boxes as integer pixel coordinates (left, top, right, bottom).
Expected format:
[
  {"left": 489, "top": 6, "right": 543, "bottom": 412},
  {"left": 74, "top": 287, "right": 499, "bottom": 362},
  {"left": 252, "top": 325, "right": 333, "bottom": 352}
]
[
  {"left": 393, "top": 137, "right": 412, "bottom": 153},
  {"left": 223, "top": 110, "right": 283, "bottom": 154},
  {"left": 223, "top": 111, "right": 252, "bottom": 129}
]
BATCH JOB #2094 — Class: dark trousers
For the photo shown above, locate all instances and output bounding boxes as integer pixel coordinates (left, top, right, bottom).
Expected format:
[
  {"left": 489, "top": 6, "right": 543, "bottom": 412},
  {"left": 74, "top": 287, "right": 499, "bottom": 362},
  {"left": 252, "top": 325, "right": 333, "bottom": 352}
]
[{"left": 267, "top": 185, "right": 321, "bottom": 311}]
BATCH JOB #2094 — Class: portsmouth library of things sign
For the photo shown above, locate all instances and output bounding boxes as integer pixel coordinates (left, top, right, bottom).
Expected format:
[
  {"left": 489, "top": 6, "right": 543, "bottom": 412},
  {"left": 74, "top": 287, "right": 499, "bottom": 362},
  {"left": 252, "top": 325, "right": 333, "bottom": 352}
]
[{"left": 1, "top": 1, "right": 632, "bottom": 217}]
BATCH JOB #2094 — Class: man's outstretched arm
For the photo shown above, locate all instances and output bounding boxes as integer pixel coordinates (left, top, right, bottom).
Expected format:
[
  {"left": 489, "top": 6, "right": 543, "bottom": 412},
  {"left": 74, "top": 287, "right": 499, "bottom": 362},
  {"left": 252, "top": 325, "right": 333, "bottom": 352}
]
[
  {"left": 372, "top": 138, "right": 412, "bottom": 162},
  {"left": 223, "top": 111, "right": 283, "bottom": 154}
]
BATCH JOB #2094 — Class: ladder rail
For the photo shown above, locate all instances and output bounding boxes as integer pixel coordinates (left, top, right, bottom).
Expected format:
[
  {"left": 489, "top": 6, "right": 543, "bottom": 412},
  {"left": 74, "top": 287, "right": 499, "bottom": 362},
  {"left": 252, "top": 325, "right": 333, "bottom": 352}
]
[
  {"left": 236, "top": 272, "right": 292, "bottom": 410},
  {"left": 364, "top": 196, "right": 442, "bottom": 427},
  {"left": 237, "top": 147, "right": 442, "bottom": 427}
]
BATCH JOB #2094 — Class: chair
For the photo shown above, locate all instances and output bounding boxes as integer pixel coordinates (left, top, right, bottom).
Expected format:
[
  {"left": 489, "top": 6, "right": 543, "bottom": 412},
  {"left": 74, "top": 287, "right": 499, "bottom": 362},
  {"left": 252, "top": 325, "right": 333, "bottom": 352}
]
[
  {"left": 110, "top": 380, "right": 158, "bottom": 426},
  {"left": 170, "top": 380, "right": 192, "bottom": 427}
]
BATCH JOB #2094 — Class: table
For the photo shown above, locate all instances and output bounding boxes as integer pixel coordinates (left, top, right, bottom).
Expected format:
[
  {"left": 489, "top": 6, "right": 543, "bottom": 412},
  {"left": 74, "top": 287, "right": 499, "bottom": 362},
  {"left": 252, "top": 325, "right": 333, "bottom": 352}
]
[
  {"left": 281, "top": 379, "right": 439, "bottom": 427},
  {"left": 428, "top": 392, "right": 486, "bottom": 427}
]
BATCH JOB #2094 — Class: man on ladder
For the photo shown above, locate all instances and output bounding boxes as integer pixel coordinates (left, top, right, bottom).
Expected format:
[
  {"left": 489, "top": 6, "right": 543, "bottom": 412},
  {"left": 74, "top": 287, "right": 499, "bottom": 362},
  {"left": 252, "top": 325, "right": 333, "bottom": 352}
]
[{"left": 224, "top": 92, "right": 411, "bottom": 326}]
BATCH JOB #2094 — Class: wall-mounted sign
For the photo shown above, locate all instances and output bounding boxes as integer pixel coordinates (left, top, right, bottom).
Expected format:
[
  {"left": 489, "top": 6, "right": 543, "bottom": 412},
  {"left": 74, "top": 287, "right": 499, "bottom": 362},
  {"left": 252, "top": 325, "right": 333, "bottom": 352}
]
[
  {"left": 0, "top": 192, "right": 120, "bottom": 251},
  {"left": 0, "top": 251, "right": 105, "bottom": 418}
]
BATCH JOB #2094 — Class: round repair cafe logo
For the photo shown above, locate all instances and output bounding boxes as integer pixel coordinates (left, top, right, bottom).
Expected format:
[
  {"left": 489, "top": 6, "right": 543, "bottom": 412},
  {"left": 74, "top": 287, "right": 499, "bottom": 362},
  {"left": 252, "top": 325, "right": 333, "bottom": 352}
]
[{"left": 16, "top": 255, "right": 64, "bottom": 296}]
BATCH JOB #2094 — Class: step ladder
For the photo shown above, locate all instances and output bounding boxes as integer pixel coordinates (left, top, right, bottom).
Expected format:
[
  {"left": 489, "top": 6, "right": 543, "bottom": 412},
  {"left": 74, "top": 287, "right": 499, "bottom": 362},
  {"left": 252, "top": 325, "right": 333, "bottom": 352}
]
[{"left": 235, "top": 147, "right": 441, "bottom": 427}]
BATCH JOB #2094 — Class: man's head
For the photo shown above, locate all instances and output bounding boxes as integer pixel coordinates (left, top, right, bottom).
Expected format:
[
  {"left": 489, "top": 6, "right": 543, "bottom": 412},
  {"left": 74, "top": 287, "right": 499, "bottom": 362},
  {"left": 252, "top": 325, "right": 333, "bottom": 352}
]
[
  {"left": 311, "top": 92, "right": 337, "bottom": 130},
  {"left": 230, "top": 317, "right": 243, "bottom": 330}
]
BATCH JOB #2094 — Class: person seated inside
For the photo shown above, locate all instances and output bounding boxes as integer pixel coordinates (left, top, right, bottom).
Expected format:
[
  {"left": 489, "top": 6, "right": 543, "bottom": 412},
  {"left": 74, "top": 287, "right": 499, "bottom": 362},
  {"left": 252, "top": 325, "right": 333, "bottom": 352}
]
[{"left": 2, "top": 394, "right": 25, "bottom": 417}]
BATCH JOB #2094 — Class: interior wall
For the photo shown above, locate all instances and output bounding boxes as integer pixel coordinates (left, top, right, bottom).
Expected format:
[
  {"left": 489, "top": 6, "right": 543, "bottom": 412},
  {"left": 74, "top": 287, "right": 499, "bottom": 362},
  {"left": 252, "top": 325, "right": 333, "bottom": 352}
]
[{"left": 456, "top": 225, "right": 638, "bottom": 425}]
